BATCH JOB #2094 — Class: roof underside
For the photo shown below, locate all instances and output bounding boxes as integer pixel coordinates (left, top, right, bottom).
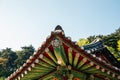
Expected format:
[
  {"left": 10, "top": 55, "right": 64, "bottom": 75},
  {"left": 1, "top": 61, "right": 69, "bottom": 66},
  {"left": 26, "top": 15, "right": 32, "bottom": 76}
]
[{"left": 7, "top": 26, "right": 120, "bottom": 80}]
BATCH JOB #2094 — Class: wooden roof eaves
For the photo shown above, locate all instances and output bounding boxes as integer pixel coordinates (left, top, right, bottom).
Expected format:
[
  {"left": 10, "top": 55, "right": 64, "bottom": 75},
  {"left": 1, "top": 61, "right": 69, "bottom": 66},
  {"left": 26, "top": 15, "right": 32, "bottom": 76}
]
[
  {"left": 55, "top": 33, "right": 120, "bottom": 75},
  {"left": 102, "top": 48, "right": 120, "bottom": 68},
  {"left": 8, "top": 31, "right": 57, "bottom": 80},
  {"left": 8, "top": 28, "right": 120, "bottom": 80},
  {"left": 83, "top": 41, "right": 120, "bottom": 69}
]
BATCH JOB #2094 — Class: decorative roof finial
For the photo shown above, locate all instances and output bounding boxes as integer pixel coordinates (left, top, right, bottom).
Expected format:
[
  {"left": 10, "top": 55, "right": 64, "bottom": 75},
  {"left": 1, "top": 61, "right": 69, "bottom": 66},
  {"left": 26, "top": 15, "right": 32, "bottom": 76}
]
[{"left": 55, "top": 25, "right": 64, "bottom": 32}]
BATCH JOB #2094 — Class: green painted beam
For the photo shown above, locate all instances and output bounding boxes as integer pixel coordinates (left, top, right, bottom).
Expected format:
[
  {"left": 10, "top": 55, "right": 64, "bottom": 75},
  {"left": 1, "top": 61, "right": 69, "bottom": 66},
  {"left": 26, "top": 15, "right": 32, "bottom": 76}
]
[
  {"left": 68, "top": 48, "right": 73, "bottom": 65},
  {"left": 33, "top": 65, "right": 54, "bottom": 70},
  {"left": 40, "top": 75, "right": 54, "bottom": 80},
  {"left": 80, "top": 62, "right": 94, "bottom": 71},
  {"left": 31, "top": 68, "right": 53, "bottom": 73},
  {"left": 60, "top": 45, "right": 68, "bottom": 64},
  {"left": 71, "top": 70, "right": 86, "bottom": 79},
  {"left": 77, "top": 58, "right": 87, "bottom": 69},
  {"left": 73, "top": 53, "right": 80, "bottom": 67},
  {"left": 88, "top": 70, "right": 114, "bottom": 79},
  {"left": 21, "top": 73, "right": 41, "bottom": 80},
  {"left": 40, "top": 55, "right": 56, "bottom": 67},
  {"left": 37, "top": 60, "right": 54, "bottom": 68},
  {"left": 39, "top": 70, "right": 57, "bottom": 80},
  {"left": 22, "top": 68, "right": 54, "bottom": 80},
  {"left": 53, "top": 46, "right": 66, "bottom": 66},
  {"left": 45, "top": 48, "right": 57, "bottom": 63},
  {"left": 83, "top": 66, "right": 99, "bottom": 73},
  {"left": 83, "top": 66, "right": 114, "bottom": 79}
]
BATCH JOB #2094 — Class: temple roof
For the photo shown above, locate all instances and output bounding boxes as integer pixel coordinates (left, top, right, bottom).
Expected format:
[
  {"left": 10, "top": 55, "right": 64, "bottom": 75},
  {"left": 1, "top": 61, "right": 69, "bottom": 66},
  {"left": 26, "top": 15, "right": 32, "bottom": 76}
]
[
  {"left": 83, "top": 39, "right": 120, "bottom": 68},
  {"left": 7, "top": 26, "right": 120, "bottom": 80}
]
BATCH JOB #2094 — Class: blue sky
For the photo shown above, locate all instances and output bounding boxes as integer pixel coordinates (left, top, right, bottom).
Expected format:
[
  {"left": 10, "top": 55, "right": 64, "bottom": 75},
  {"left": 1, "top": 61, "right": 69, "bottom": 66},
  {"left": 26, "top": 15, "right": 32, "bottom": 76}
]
[{"left": 0, "top": 0, "right": 120, "bottom": 50}]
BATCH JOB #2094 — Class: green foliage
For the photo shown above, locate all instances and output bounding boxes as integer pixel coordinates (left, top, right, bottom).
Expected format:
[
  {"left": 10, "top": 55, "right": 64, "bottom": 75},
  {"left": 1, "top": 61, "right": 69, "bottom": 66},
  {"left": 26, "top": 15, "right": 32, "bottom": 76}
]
[
  {"left": 87, "top": 35, "right": 103, "bottom": 43},
  {"left": 15, "top": 45, "right": 35, "bottom": 68},
  {"left": 0, "top": 48, "right": 18, "bottom": 77},
  {"left": 0, "top": 77, "right": 5, "bottom": 80},
  {"left": 117, "top": 40, "right": 120, "bottom": 51},
  {"left": 102, "top": 34, "right": 119, "bottom": 51},
  {"left": 102, "top": 28, "right": 120, "bottom": 51},
  {"left": 79, "top": 27, "right": 120, "bottom": 61},
  {"left": 106, "top": 46, "right": 120, "bottom": 59},
  {"left": 0, "top": 57, "right": 8, "bottom": 65},
  {"left": 106, "top": 46, "right": 115, "bottom": 53},
  {"left": 0, "top": 45, "right": 35, "bottom": 78},
  {"left": 77, "top": 38, "right": 89, "bottom": 46},
  {"left": 102, "top": 28, "right": 120, "bottom": 61}
]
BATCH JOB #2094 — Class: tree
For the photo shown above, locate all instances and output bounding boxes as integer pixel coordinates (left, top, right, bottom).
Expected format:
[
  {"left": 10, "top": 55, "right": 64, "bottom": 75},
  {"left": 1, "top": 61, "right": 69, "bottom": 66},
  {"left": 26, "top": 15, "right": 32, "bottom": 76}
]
[
  {"left": 106, "top": 46, "right": 115, "bottom": 54},
  {"left": 0, "top": 45, "right": 35, "bottom": 77},
  {"left": 77, "top": 38, "right": 89, "bottom": 46},
  {"left": 117, "top": 40, "right": 120, "bottom": 51},
  {"left": 0, "top": 77, "right": 5, "bottom": 80},
  {"left": 0, "top": 57, "right": 7, "bottom": 66},
  {"left": 87, "top": 35, "right": 103, "bottom": 43},
  {"left": 0, "top": 48, "right": 17, "bottom": 77},
  {"left": 87, "top": 35, "right": 96, "bottom": 43},
  {"left": 105, "top": 46, "right": 120, "bottom": 60},
  {"left": 15, "top": 45, "right": 35, "bottom": 68}
]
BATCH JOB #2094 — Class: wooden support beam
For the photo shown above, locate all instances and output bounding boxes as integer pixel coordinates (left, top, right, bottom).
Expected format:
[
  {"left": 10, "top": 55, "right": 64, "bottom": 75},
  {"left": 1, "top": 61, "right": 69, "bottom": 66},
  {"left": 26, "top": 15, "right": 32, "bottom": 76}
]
[
  {"left": 68, "top": 48, "right": 73, "bottom": 65},
  {"left": 73, "top": 53, "right": 80, "bottom": 67},
  {"left": 83, "top": 65, "right": 100, "bottom": 73},
  {"left": 33, "top": 65, "right": 54, "bottom": 71},
  {"left": 38, "top": 69, "right": 56, "bottom": 80},
  {"left": 45, "top": 48, "right": 57, "bottom": 63},
  {"left": 80, "top": 62, "right": 94, "bottom": 71},
  {"left": 39, "top": 54, "right": 56, "bottom": 67},
  {"left": 60, "top": 45, "right": 68, "bottom": 64},
  {"left": 21, "top": 73, "right": 41, "bottom": 80},
  {"left": 84, "top": 68, "right": 114, "bottom": 79},
  {"left": 53, "top": 45, "right": 66, "bottom": 66},
  {"left": 77, "top": 58, "right": 87, "bottom": 68},
  {"left": 36, "top": 60, "right": 54, "bottom": 68}
]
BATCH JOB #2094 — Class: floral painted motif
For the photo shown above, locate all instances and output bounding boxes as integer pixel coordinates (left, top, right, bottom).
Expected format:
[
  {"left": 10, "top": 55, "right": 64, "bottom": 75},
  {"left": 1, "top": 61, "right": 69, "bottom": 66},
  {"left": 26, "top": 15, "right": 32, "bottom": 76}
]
[
  {"left": 73, "top": 77, "right": 80, "bottom": 80},
  {"left": 53, "top": 78, "right": 59, "bottom": 80}
]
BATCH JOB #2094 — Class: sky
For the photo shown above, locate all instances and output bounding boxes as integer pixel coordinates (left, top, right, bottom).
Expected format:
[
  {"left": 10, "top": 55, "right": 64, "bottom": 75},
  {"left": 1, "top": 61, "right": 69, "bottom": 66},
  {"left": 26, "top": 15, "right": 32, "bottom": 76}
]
[{"left": 0, "top": 0, "right": 120, "bottom": 50}]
